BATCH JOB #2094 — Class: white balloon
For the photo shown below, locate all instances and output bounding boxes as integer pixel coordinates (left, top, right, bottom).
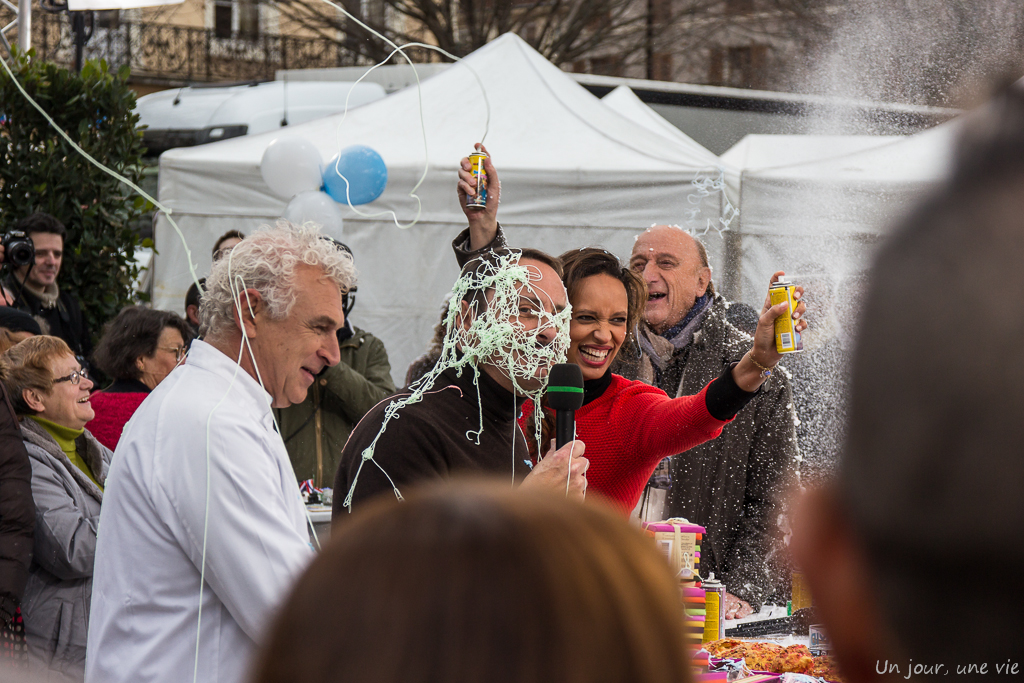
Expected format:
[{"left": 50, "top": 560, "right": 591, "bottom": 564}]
[
  {"left": 260, "top": 138, "right": 323, "bottom": 200},
  {"left": 282, "top": 191, "right": 345, "bottom": 238}
]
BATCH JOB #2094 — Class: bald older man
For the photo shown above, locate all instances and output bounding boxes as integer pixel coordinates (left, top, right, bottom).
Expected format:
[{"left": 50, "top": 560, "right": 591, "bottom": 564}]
[{"left": 614, "top": 225, "right": 799, "bottom": 619}]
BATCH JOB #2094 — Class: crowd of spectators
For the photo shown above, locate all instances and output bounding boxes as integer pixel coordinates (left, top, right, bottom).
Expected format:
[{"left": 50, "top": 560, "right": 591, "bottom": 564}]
[{"left": 3, "top": 83, "right": 1023, "bottom": 683}]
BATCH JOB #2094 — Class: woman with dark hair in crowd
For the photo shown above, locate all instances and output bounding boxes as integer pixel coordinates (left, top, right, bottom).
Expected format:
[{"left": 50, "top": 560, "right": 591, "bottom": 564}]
[
  {"left": 88, "top": 307, "right": 193, "bottom": 450},
  {"left": 253, "top": 482, "right": 693, "bottom": 683},
  {"left": 1, "top": 335, "right": 111, "bottom": 680}
]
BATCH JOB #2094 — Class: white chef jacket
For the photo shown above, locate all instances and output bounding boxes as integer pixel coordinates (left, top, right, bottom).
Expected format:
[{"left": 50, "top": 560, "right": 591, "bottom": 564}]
[{"left": 85, "top": 340, "right": 313, "bottom": 683}]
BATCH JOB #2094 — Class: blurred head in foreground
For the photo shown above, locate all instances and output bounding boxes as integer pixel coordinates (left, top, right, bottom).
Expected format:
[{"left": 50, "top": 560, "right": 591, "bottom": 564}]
[
  {"left": 793, "top": 85, "right": 1024, "bottom": 682},
  {"left": 253, "top": 481, "right": 691, "bottom": 683}
]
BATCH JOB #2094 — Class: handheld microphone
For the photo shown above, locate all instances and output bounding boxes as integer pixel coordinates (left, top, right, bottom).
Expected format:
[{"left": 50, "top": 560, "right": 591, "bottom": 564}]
[{"left": 546, "top": 363, "right": 584, "bottom": 449}]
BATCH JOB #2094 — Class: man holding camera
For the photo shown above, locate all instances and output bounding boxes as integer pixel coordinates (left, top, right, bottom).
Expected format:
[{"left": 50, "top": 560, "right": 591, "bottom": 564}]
[
  {"left": 274, "top": 242, "right": 395, "bottom": 490},
  {"left": 3, "top": 213, "right": 92, "bottom": 361}
]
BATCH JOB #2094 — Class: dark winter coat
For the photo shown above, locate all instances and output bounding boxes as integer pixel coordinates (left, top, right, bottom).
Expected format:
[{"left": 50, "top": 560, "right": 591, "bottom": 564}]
[
  {"left": 19, "top": 418, "right": 110, "bottom": 680},
  {"left": 275, "top": 324, "right": 395, "bottom": 489},
  {"left": 614, "top": 295, "right": 797, "bottom": 609},
  {"left": 0, "top": 382, "right": 34, "bottom": 625},
  {"left": 333, "top": 365, "right": 532, "bottom": 521},
  {"left": 3, "top": 277, "right": 92, "bottom": 360}
]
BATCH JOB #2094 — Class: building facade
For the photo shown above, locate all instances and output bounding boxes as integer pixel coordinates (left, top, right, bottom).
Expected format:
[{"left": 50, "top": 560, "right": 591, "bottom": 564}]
[{"left": 2, "top": 0, "right": 357, "bottom": 94}]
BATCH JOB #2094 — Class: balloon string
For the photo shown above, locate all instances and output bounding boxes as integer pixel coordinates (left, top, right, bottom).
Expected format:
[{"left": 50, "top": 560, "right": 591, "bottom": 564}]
[
  {"left": 305, "top": 0, "right": 491, "bottom": 229},
  {"left": 0, "top": 54, "right": 204, "bottom": 293}
]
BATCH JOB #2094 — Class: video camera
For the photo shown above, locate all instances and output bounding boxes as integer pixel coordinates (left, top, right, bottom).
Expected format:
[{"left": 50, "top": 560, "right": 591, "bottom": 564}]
[{"left": 2, "top": 231, "right": 35, "bottom": 268}]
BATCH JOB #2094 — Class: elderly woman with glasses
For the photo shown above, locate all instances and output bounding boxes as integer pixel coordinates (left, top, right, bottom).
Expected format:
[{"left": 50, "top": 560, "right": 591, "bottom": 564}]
[
  {"left": 0, "top": 335, "right": 112, "bottom": 680},
  {"left": 89, "top": 306, "right": 192, "bottom": 451}
]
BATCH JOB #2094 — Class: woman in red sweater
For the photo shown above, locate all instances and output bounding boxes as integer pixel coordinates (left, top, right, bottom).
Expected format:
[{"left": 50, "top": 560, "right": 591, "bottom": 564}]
[
  {"left": 519, "top": 249, "right": 805, "bottom": 515},
  {"left": 89, "top": 306, "right": 192, "bottom": 450}
]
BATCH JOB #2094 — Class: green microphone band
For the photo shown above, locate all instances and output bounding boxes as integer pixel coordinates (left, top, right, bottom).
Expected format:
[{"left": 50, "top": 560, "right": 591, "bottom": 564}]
[{"left": 547, "top": 386, "right": 584, "bottom": 393}]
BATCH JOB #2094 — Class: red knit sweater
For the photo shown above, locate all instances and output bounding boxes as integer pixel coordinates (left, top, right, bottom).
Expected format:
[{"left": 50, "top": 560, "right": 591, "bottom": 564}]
[
  {"left": 88, "top": 391, "right": 148, "bottom": 451},
  {"left": 519, "top": 374, "right": 730, "bottom": 515}
]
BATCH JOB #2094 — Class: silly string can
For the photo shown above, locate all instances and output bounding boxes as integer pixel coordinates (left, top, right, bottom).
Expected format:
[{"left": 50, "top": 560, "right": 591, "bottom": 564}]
[
  {"left": 769, "top": 279, "right": 803, "bottom": 353},
  {"left": 702, "top": 575, "right": 726, "bottom": 643},
  {"left": 466, "top": 151, "right": 488, "bottom": 210}
]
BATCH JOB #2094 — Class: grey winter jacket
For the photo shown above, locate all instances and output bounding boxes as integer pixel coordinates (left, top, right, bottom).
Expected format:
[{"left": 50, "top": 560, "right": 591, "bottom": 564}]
[
  {"left": 614, "top": 295, "right": 797, "bottom": 610},
  {"left": 19, "top": 418, "right": 110, "bottom": 681}
]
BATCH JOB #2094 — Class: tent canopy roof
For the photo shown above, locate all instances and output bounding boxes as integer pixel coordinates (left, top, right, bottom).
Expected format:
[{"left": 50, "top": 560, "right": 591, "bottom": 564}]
[
  {"left": 723, "top": 120, "right": 960, "bottom": 185},
  {"left": 159, "top": 33, "right": 729, "bottom": 219},
  {"left": 721, "top": 134, "right": 903, "bottom": 172}
]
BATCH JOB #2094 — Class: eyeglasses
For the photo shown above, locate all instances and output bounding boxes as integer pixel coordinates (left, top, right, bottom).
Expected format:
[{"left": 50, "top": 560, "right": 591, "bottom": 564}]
[
  {"left": 53, "top": 368, "right": 89, "bottom": 385},
  {"left": 160, "top": 346, "right": 188, "bottom": 362}
]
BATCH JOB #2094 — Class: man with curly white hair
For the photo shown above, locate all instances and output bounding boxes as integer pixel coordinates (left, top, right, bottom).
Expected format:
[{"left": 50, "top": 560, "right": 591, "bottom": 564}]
[{"left": 86, "top": 222, "right": 355, "bottom": 683}]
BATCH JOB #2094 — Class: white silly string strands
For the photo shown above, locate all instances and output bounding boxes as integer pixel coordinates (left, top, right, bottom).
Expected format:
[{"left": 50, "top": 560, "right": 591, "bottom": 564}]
[
  {"left": 684, "top": 168, "right": 739, "bottom": 238},
  {"left": 343, "top": 249, "right": 572, "bottom": 511}
]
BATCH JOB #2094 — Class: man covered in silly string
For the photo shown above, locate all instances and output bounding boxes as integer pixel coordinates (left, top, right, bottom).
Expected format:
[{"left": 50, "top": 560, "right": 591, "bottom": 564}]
[{"left": 333, "top": 225, "right": 588, "bottom": 516}]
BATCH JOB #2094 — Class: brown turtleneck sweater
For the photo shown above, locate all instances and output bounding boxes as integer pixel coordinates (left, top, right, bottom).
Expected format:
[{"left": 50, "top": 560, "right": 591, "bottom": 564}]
[{"left": 332, "top": 365, "right": 531, "bottom": 521}]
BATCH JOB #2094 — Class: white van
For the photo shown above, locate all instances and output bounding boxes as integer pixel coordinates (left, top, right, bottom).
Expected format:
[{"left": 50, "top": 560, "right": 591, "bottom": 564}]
[{"left": 136, "top": 80, "right": 386, "bottom": 155}]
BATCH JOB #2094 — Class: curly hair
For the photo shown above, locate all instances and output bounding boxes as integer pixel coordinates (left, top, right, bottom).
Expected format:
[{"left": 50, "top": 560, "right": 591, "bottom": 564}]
[{"left": 200, "top": 221, "right": 357, "bottom": 339}]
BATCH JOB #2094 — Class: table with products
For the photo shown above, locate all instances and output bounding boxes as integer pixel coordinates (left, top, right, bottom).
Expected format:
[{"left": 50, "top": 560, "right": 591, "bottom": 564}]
[{"left": 643, "top": 519, "right": 839, "bottom": 683}]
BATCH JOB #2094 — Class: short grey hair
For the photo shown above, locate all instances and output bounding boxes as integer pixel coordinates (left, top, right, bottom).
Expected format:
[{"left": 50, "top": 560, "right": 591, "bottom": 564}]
[{"left": 200, "top": 221, "right": 357, "bottom": 338}]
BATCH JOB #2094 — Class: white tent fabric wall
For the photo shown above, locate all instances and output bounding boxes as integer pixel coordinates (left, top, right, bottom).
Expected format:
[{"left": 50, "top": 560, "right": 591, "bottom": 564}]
[
  {"left": 721, "top": 122, "right": 961, "bottom": 481},
  {"left": 719, "top": 124, "right": 959, "bottom": 312},
  {"left": 154, "top": 33, "right": 735, "bottom": 386}
]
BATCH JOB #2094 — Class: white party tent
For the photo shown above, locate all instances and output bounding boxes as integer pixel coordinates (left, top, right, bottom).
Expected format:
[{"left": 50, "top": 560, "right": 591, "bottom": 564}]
[
  {"left": 153, "top": 33, "right": 734, "bottom": 383},
  {"left": 718, "top": 124, "right": 959, "bottom": 309}
]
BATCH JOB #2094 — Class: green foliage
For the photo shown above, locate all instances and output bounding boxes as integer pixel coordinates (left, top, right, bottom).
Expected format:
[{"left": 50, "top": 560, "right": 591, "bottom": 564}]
[{"left": 0, "top": 49, "right": 147, "bottom": 346}]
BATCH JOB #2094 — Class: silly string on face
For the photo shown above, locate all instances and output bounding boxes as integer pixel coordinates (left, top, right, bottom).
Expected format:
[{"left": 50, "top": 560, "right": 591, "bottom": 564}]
[{"left": 343, "top": 249, "right": 572, "bottom": 511}]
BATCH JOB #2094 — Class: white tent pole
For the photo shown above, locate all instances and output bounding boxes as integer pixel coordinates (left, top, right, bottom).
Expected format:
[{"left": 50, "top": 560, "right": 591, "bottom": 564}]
[{"left": 16, "top": 0, "right": 30, "bottom": 52}]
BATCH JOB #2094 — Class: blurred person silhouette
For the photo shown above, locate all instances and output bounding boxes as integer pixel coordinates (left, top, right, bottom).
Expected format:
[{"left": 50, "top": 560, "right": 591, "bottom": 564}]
[
  {"left": 792, "top": 86, "right": 1024, "bottom": 683},
  {"left": 1, "top": 336, "right": 112, "bottom": 681},
  {"left": 0, "top": 308, "right": 42, "bottom": 344},
  {"left": 183, "top": 278, "right": 205, "bottom": 338},
  {"left": 88, "top": 307, "right": 193, "bottom": 450},
  {"left": 0, "top": 331, "right": 34, "bottom": 672},
  {"left": 252, "top": 481, "right": 692, "bottom": 683}
]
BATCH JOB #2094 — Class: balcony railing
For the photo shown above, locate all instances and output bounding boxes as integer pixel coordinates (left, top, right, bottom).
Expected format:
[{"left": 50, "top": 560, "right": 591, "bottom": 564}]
[{"left": 20, "top": 12, "right": 354, "bottom": 84}]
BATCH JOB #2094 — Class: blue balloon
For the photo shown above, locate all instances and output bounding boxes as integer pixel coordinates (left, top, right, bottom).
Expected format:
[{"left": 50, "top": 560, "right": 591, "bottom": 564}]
[{"left": 322, "top": 145, "right": 388, "bottom": 206}]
